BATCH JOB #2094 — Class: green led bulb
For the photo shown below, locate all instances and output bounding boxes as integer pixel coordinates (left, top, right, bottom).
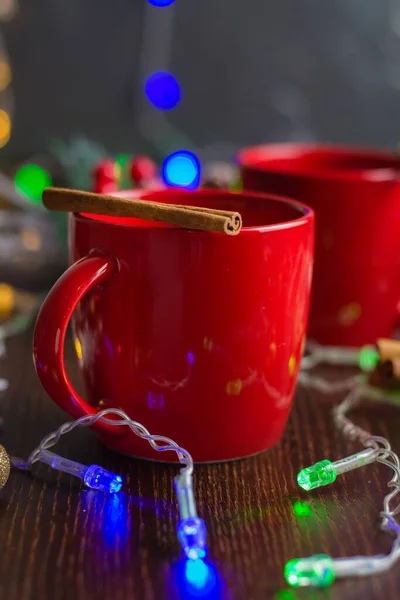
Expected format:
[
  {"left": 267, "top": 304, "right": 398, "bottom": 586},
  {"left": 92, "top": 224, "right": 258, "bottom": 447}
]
[
  {"left": 297, "top": 459, "right": 336, "bottom": 491},
  {"left": 284, "top": 554, "right": 335, "bottom": 588},
  {"left": 359, "top": 346, "right": 379, "bottom": 372}
]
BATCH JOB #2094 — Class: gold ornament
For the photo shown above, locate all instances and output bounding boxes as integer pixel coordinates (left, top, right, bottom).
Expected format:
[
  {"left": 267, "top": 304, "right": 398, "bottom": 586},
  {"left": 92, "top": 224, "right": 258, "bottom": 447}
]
[{"left": 0, "top": 443, "right": 10, "bottom": 488}]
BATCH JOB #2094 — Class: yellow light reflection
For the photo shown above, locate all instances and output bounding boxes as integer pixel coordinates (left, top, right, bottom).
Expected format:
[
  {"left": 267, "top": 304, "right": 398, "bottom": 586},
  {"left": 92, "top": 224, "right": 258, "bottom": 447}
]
[
  {"left": 226, "top": 379, "right": 242, "bottom": 396},
  {"left": 338, "top": 302, "right": 361, "bottom": 327},
  {"left": 288, "top": 355, "right": 296, "bottom": 376},
  {"left": 0, "top": 59, "right": 11, "bottom": 92},
  {"left": 74, "top": 337, "right": 83, "bottom": 360}
]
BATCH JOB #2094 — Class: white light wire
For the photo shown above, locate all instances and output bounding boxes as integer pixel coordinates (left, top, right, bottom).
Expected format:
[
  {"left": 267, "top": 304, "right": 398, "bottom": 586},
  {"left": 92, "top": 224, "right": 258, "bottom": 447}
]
[
  {"left": 10, "top": 407, "right": 194, "bottom": 480},
  {"left": 299, "top": 343, "right": 400, "bottom": 580}
]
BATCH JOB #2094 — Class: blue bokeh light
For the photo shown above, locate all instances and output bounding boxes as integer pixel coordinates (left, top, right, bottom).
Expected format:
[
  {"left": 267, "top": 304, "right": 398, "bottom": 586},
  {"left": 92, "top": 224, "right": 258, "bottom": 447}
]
[
  {"left": 145, "top": 72, "right": 181, "bottom": 110},
  {"left": 162, "top": 150, "right": 201, "bottom": 190},
  {"left": 148, "top": 0, "right": 175, "bottom": 6}
]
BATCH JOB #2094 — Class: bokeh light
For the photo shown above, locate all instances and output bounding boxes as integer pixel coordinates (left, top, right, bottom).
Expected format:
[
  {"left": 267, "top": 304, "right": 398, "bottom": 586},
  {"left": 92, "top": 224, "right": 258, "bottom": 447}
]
[
  {"left": 14, "top": 164, "right": 53, "bottom": 203},
  {"left": 145, "top": 71, "right": 181, "bottom": 110},
  {"left": 0, "top": 283, "right": 14, "bottom": 316},
  {"left": 0, "top": 0, "right": 17, "bottom": 20},
  {"left": 0, "top": 57, "right": 11, "bottom": 92},
  {"left": 115, "top": 153, "right": 132, "bottom": 189},
  {"left": 147, "top": 0, "right": 175, "bottom": 6},
  {"left": 20, "top": 228, "right": 42, "bottom": 252},
  {"left": 162, "top": 150, "right": 201, "bottom": 190},
  {"left": 0, "top": 109, "right": 11, "bottom": 147}
]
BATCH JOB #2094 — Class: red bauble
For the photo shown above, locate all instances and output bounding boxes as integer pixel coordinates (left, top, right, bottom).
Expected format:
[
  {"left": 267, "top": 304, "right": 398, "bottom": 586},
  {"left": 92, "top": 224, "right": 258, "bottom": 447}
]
[
  {"left": 93, "top": 160, "right": 117, "bottom": 183},
  {"left": 130, "top": 156, "right": 157, "bottom": 184}
]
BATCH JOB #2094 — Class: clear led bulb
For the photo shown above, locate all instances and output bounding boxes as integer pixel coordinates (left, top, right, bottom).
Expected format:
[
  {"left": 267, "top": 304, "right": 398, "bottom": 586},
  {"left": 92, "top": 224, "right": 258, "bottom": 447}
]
[
  {"left": 297, "top": 459, "right": 336, "bottom": 491},
  {"left": 297, "top": 448, "right": 376, "bottom": 491},
  {"left": 177, "top": 517, "right": 207, "bottom": 560},
  {"left": 175, "top": 471, "right": 208, "bottom": 560},
  {"left": 285, "top": 555, "right": 335, "bottom": 587},
  {"left": 39, "top": 449, "right": 122, "bottom": 493}
]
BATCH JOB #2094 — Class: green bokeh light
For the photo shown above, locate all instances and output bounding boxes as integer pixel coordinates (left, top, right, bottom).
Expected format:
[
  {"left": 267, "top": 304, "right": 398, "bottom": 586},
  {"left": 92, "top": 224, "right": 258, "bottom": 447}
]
[
  {"left": 14, "top": 164, "right": 53, "bottom": 203},
  {"left": 115, "top": 153, "right": 132, "bottom": 189},
  {"left": 229, "top": 173, "right": 243, "bottom": 193},
  {"left": 115, "top": 153, "right": 131, "bottom": 168},
  {"left": 359, "top": 345, "right": 379, "bottom": 372}
]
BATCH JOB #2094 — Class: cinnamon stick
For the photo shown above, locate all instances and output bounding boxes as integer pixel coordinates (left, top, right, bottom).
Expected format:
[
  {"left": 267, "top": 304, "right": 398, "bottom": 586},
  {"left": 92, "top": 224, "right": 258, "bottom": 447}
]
[
  {"left": 42, "top": 187, "right": 242, "bottom": 236},
  {"left": 376, "top": 338, "right": 400, "bottom": 362}
]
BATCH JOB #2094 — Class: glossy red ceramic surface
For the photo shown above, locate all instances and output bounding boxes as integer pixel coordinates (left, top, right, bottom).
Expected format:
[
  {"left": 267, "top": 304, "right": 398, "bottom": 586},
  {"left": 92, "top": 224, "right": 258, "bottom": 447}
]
[
  {"left": 33, "top": 188, "right": 314, "bottom": 462},
  {"left": 239, "top": 143, "right": 400, "bottom": 347}
]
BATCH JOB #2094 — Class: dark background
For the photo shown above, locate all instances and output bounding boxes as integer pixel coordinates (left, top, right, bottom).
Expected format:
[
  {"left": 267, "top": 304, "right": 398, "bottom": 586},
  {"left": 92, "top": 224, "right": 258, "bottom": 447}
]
[{"left": 1, "top": 0, "right": 400, "bottom": 163}]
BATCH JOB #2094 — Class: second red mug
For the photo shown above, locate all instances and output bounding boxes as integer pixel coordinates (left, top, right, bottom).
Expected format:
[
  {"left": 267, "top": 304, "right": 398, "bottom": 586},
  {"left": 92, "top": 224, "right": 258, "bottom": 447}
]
[
  {"left": 239, "top": 143, "right": 400, "bottom": 347},
  {"left": 33, "top": 188, "right": 314, "bottom": 462}
]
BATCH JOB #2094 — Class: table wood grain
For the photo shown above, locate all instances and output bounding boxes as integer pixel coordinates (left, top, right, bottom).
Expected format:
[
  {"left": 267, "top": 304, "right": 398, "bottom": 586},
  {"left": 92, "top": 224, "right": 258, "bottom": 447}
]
[{"left": 0, "top": 328, "right": 399, "bottom": 600}]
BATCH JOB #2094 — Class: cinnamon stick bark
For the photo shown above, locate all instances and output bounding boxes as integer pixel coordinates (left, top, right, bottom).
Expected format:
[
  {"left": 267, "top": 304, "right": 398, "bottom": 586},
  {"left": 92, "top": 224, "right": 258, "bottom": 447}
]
[
  {"left": 376, "top": 338, "right": 400, "bottom": 362},
  {"left": 42, "top": 188, "right": 242, "bottom": 236}
]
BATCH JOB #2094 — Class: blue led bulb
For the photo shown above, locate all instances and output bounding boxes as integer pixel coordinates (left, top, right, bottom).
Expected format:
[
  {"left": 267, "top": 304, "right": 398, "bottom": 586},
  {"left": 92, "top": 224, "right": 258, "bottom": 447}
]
[
  {"left": 177, "top": 517, "right": 207, "bottom": 560},
  {"left": 38, "top": 449, "right": 123, "bottom": 494},
  {"left": 84, "top": 465, "right": 123, "bottom": 493}
]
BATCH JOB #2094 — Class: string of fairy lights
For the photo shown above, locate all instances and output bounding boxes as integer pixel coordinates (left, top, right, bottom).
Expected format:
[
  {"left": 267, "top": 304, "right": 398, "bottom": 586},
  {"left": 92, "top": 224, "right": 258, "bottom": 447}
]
[
  {"left": 283, "top": 342, "right": 400, "bottom": 590},
  {"left": 3, "top": 1, "right": 400, "bottom": 594},
  {"left": 3, "top": 287, "right": 400, "bottom": 593}
]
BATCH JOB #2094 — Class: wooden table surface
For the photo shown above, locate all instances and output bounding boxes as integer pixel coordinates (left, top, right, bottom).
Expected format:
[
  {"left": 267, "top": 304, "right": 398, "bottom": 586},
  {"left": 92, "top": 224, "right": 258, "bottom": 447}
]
[{"left": 0, "top": 328, "right": 399, "bottom": 600}]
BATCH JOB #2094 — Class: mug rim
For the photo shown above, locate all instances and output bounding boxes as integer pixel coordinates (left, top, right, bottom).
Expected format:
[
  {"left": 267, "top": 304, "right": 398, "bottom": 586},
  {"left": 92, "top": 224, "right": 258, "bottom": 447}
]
[
  {"left": 75, "top": 187, "right": 314, "bottom": 233},
  {"left": 237, "top": 142, "right": 400, "bottom": 182}
]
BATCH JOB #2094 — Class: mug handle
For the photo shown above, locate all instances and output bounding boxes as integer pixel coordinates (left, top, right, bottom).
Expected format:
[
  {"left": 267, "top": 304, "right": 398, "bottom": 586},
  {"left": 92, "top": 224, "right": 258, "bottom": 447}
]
[{"left": 33, "top": 253, "right": 125, "bottom": 438}]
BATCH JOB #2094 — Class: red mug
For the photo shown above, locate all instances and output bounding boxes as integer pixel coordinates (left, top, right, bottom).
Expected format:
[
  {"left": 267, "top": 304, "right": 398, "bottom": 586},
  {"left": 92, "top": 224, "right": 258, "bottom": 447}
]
[
  {"left": 238, "top": 143, "right": 400, "bottom": 347},
  {"left": 33, "top": 188, "right": 314, "bottom": 462}
]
